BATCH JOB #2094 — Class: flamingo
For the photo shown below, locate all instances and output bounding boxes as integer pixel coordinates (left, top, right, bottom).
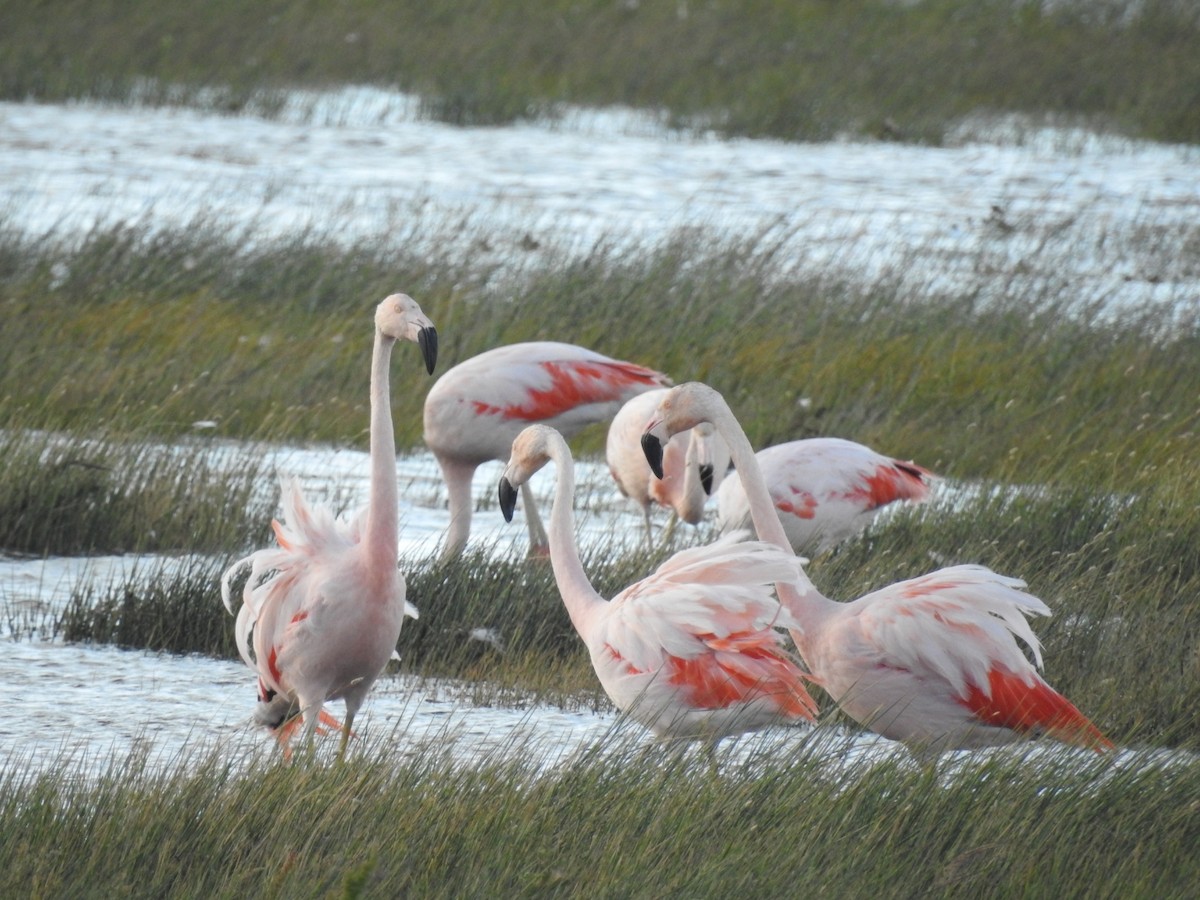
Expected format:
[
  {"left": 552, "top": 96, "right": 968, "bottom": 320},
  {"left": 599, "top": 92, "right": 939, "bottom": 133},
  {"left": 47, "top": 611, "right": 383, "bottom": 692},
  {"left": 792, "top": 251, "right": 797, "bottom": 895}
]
[
  {"left": 716, "top": 437, "right": 935, "bottom": 555},
  {"left": 423, "top": 341, "right": 671, "bottom": 559},
  {"left": 498, "top": 424, "right": 817, "bottom": 745},
  {"left": 642, "top": 383, "right": 1113, "bottom": 760},
  {"left": 606, "top": 388, "right": 731, "bottom": 546},
  {"left": 221, "top": 293, "right": 437, "bottom": 758}
]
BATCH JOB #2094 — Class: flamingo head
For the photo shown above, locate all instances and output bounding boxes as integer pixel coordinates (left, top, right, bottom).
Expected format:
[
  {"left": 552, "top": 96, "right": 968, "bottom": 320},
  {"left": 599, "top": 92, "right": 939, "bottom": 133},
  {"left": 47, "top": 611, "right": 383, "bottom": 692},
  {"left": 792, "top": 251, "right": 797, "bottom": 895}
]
[
  {"left": 375, "top": 293, "right": 438, "bottom": 374},
  {"left": 498, "top": 424, "right": 559, "bottom": 522},
  {"left": 641, "top": 382, "right": 724, "bottom": 480}
]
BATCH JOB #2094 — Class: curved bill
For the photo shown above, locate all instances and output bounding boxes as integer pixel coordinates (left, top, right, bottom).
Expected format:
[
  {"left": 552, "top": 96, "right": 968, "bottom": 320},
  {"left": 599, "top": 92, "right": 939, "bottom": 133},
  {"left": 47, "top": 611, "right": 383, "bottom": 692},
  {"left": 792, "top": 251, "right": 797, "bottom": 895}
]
[
  {"left": 498, "top": 476, "right": 519, "bottom": 522},
  {"left": 641, "top": 432, "right": 665, "bottom": 479},
  {"left": 418, "top": 326, "right": 438, "bottom": 375}
]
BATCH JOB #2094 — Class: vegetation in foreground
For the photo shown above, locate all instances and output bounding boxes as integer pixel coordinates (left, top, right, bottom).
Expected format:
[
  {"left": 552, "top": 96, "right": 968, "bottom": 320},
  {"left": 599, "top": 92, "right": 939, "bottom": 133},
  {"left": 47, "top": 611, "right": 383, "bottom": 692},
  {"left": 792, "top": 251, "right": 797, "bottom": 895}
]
[
  {"left": 2, "top": 0, "right": 1199, "bottom": 144},
  {"left": 0, "top": 737, "right": 1196, "bottom": 898}
]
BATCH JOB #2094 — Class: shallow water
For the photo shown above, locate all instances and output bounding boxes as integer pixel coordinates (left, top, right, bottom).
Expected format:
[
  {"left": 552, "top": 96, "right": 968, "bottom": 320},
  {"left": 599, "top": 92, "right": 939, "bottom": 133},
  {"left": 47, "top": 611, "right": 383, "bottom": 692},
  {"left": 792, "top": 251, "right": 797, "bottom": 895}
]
[{"left": 2, "top": 87, "right": 1196, "bottom": 316}]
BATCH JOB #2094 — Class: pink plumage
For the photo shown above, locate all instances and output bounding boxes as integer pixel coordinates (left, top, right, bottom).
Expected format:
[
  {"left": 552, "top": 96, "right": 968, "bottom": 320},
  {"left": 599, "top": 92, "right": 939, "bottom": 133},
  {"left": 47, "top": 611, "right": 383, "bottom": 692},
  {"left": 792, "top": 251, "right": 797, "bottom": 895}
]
[
  {"left": 221, "top": 294, "right": 435, "bottom": 757},
  {"left": 607, "top": 388, "right": 730, "bottom": 545},
  {"left": 499, "top": 424, "right": 816, "bottom": 745},
  {"left": 717, "top": 437, "right": 935, "bottom": 554},
  {"left": 425, "top": 342, "right": 671, "bottom": 559},
  {"left": 642, "top": 382, "right": 1113, "bottom": 760}
]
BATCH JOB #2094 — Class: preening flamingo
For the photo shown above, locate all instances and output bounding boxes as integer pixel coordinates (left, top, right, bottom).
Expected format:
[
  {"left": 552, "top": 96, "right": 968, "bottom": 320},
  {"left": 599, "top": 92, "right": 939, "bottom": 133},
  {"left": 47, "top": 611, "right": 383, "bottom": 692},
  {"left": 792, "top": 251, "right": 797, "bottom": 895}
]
[
  {"left": 498, "top": 424, "right": 817, "bottom": 745},
  {"left": 716, "top": 437, "right": 934, "bottom": 555},
  {"left": 221, "top": 294, "right": 437, "bottom": 757},
  {"left": 642, "top": 383, "right": 1113, "bottom": 760},
  {"left": 606, "top": 388, "right": 730, "bottom": 545},
  {"left": 424, "top": 341, "right": 671, "bottom": 559}
]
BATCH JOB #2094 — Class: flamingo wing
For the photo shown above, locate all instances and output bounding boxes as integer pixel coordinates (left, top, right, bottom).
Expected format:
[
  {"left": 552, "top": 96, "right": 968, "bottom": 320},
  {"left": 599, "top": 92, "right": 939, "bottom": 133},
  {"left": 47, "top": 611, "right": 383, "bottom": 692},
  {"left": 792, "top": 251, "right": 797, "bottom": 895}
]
[
  {"left": 848, "top": 565, "right": 1111, "bottom": 749},
  {"left": 425, "top": 342, "right": 672, "bottom": 460},
  {"left": 470, "top": 355, "right": 670, "bottom": 427},
  {"left": 596, "top": 535, "right": 817, "bottom": 719}
]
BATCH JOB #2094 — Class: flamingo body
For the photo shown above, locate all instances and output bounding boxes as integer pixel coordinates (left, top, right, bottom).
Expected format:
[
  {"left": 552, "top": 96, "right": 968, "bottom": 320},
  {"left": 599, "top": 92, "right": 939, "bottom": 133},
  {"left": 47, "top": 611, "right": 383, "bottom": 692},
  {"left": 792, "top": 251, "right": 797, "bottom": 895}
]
[
  {"left": 642, "top": 383, "right": 1112, "bottom": 758},
  {"left": 222, "top": 294, "right": 435, "bottom": 755},
  {"left": 425, "top": 342, "right": 670, "bottom": 558},
  {"left": 500, "top": 425, "right": 816, "bottom": 743},
  {"left": 717, "top": 437, "right": 934, "bottom": 554},
  {"left": 607, "top": 388, "right": 730, "bottom": 542}
]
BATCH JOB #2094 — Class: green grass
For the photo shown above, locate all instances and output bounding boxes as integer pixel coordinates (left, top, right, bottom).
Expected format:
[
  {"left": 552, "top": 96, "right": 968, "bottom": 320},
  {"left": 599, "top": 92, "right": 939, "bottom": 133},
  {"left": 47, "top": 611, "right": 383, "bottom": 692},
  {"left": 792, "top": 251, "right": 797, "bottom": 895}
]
[
  {"left": 3, "top": 218, "right": 1198, "bottom": 491},
  {"left": 3, "top": 1, "right": 1199, "bottom": 144},
  {"left": 0, "top": 736, "right": 1196, "bottom": 897}
]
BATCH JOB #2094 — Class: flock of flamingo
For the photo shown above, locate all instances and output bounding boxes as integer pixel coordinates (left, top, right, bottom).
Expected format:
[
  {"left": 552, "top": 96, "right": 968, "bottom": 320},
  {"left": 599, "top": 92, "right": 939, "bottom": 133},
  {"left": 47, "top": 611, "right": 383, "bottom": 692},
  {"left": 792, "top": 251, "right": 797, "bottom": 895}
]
[{"left": 221, "top": 293, "right": 1112, "bottom": 764}]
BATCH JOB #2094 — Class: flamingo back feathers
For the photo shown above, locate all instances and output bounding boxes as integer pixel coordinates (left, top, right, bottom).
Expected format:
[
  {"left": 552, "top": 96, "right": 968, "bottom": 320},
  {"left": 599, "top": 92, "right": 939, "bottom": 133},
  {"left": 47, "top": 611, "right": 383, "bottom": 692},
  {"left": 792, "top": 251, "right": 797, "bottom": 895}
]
[
  {"left": 599, "top": 534, "right": 817, "bottom": 720},
  {"left": 856, "top": 565, "right": 1051, "bottom": 699}
]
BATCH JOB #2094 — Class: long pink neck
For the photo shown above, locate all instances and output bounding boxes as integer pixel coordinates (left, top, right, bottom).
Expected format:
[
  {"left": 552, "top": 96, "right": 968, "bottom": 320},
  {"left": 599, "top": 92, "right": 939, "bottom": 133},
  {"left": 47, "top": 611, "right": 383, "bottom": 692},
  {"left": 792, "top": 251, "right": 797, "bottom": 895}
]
[
  {"left": 703, "top": 395, "right": 831, "bottom": 652},
  {"left": 365, "top": 330, "right": 399, "bottom": 572},
  {"left": 543, "top": 434, "right": 604, "bottom": 637}
]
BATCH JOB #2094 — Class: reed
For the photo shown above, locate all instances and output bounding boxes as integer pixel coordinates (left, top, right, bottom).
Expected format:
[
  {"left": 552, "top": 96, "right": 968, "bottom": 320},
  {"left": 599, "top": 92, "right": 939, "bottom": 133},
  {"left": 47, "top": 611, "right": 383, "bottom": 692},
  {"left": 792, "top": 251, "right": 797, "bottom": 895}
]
[
  {"left": 0, "top": 734, "right": 1195, "bottom": 897},
  {"left": 0, "top": 428, "right": 271, "bottom": 556}
]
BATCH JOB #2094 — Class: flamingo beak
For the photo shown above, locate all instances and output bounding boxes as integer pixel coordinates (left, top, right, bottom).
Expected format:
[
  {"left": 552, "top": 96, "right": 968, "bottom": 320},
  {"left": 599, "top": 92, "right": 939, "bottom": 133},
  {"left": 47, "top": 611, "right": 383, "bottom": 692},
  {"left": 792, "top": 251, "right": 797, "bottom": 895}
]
[
  {"left": 699, "top": 463, "right": 714, "bottom": 495},
  {"left": 418, "top": 326, "right": 438, "bottom": 375},
  {"left": 498, "top": 476, "right": 518, "bottom": 522},
  {"left": 641, "top": 432, "right": 665, "bottom": 480}
]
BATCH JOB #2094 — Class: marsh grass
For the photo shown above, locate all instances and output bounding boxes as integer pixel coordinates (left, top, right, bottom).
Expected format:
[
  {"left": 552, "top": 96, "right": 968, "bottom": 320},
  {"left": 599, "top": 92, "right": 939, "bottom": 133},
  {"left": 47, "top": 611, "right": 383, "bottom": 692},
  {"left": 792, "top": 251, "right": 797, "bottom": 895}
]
[
  {"left": 4, "top": 217, "right": 1198, "bottom": 492},
  {"left": 55, "top": 555, "right": 237, "bottom": 658},
  {"left": 0, "top": 428, "right": 272, "bottom": 556},
  {"left": 3, "top": 1, "right": 1200, "bottom": 144},
  {"left": 0, "top": 734, "right": 1196, "bottom": 897}
]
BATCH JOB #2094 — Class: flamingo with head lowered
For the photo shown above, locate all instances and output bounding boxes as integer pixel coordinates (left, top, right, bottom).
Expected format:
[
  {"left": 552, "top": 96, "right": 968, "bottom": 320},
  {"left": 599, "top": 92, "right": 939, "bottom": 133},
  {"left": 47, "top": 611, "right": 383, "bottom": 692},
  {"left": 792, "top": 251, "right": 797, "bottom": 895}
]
[
  {"left": 424, "top": 341, "right": 670, "bottom": 560},
  {"left": 716, "top": 436, "right": 934, "bottom": 555},
  {"left": 221, "top": 293, "right": 437, "bottom": 758},
  {"left": 499, "top": 424, "right": 817, "bottom": 746},
  {"left": 606, "top": 388, "right": 730, "bottom": 546},
  {"left": 642, "top": 382, "right": 1113, "bottom": 761}
]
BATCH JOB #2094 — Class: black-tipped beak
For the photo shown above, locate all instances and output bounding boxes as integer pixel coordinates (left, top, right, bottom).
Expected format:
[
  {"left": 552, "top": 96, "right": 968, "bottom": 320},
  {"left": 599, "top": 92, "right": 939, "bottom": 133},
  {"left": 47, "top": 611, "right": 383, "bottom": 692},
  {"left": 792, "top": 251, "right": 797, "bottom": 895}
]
[
  {"left": 641, "top": 432, "right": 665, "bottom": 479},
  {"left": 418, "top": 326, "right": 438, "bottom": 375},
  {"left": 699, "top": 463, "right": 715, "bottom": 495},
  {"left": 498, "top": 477, "right": 518, "bottom": 522}
]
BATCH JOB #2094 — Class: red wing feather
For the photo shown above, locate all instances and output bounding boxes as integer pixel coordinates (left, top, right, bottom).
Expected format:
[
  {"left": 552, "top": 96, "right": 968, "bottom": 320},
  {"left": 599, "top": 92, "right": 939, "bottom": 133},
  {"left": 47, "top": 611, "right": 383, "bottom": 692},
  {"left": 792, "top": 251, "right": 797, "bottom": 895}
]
[
  {"left": 961, "top": 667, "right": 1113, "bottom": 751},
  {"left": 474, "top": 360, "right": 666, "bottom": 421},
  {"left": 666, "top": 632, "right": 816, "bottom": 719},
  {"left": 858, "top": 461, "right": 933, "bottom": 509}
]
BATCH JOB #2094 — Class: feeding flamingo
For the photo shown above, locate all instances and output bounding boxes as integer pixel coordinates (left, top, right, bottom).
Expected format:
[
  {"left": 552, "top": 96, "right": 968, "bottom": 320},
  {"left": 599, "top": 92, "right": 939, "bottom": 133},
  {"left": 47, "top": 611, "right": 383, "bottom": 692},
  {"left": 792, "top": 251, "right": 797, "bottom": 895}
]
[
  {"left": 424, "top": 341, "right": 670, "bottom": 559},
  {"left": 221, "top": 294, "right": 437, "bottom": 757},
  {"left": 606, "top": 388, "right": 731, "bottom": 545},
  {"left": 499, "top": 424, "right": 817, "bottom": 745},
  {"left": 642, "top": 383, "right": 1113, "bottom": 760},
  {"left": 716, "top": 436, "right": 935, "bottom": 555}
]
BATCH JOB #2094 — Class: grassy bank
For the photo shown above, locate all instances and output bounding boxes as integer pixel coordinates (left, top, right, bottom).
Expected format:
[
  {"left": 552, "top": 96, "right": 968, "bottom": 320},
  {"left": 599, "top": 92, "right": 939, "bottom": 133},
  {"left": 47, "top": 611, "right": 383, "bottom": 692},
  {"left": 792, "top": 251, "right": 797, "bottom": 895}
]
[
  {"left": 1, "top": 737, "right": 1196, "bottom": 897},
  {"left": 3, "top": 218, "right": 1197, "bottom": 493},
  {"left": 2, "top": 1, "right": 1199, "bottom": 144}
]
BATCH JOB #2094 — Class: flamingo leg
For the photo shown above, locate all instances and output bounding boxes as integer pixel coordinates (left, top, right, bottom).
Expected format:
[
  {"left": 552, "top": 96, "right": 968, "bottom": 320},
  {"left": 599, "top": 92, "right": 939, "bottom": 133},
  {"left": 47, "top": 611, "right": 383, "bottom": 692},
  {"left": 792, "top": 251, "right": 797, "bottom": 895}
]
[{"left": 337, "top": 710, "right": 357, "bottom": 761}]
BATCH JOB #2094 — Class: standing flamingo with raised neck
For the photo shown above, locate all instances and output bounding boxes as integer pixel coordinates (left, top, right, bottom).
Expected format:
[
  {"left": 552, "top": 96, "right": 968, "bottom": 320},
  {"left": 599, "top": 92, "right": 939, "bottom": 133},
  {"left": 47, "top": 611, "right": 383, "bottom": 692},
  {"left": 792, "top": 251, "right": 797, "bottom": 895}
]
[
  {"left": 642, "top": 382, "right": 1113, "bottom": 760},
  {"left": 222, "top": 293, "right": 437, "bottom": 758},
  {"left": 499, "top": 424, "right": 817, "bottom": 745},
  {"left": 423, "top": 341, "right": 671, "bottom": 560},
  {"left": 715, "top": 436, "right": 934, "bottom": 555}
]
